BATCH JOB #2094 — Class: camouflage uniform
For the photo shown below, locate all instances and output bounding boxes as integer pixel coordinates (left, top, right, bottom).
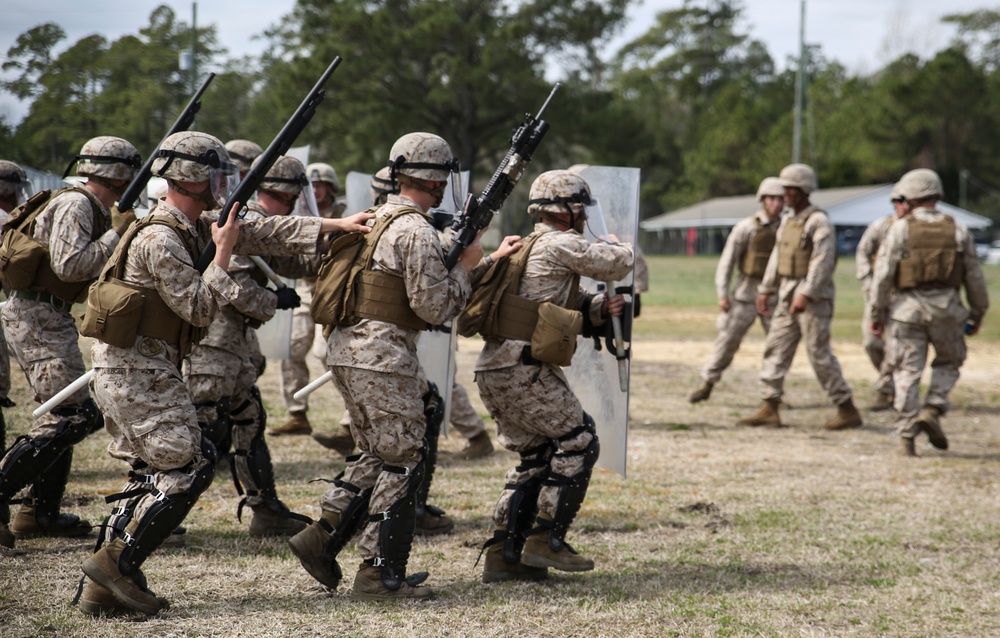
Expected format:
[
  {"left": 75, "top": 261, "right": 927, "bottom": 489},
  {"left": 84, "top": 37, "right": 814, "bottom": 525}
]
[
  {"left": 319, "top": 192, "right": 471, "bottom": 562},
  {"left": 856, "top": 214, "right": 896, "bottom": 398},
  {"left": 87, "top": 200, "right": 326, "bottom": 602},
  {"left": 870, "top": 206, "right": 988, "bottom": 441},
  {"left": 185, "top": 200, "right": 318, "bottom": 531},
  {"left": 0, "top": 183, "right": 122, "bottom": 537},
  {"left": 756, "top": 205, "right": 853, "bottom": 405},
  {"left": 475, "top": 218, "right": 633, "bottom": 575},
  {"left": 699, "top": 211, "right": 779, "bottom": 385}
]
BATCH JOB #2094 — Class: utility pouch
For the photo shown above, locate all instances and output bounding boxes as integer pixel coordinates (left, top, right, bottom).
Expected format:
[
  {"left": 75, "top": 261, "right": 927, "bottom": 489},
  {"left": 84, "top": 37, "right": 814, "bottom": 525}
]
[
  {"left": 0, "top": 230, "right": 47, "bottom": 290},
  {"left": 530, "top": 301, "right": 583, "bottom": 367},
  {"left": 81, "top": 279, "right": 145, "bottom": 348}
]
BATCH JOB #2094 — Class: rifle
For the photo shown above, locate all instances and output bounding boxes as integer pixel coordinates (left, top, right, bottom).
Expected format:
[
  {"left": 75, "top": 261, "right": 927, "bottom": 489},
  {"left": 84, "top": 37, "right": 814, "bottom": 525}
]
[
  {"left": 444, "top": 83, "right": 560, "bottom": 270},
  {"left": 119, "top": 72, "right": 216, "bottom": 213},
  {"left": 193, "top": 56, "right": 342, "bottom": 273}
]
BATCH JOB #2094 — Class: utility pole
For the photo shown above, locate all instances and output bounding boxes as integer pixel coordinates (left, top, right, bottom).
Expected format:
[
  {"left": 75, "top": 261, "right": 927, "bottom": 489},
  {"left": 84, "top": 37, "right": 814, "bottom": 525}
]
[{"left": 793, "top": 0, "right": 806, "bottom": 163}]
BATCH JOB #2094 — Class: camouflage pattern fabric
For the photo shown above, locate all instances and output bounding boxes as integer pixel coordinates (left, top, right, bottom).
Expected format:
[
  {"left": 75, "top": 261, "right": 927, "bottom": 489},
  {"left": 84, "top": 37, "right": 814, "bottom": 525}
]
[
  {"left": 856, "top": 214, "right": 896, "bottom": 396},
  {"left": 700, "top": 298, "right": 774, "bottom": 385},
  {"left": 448, "top": 380, "right": 485, "bottom": 439}
]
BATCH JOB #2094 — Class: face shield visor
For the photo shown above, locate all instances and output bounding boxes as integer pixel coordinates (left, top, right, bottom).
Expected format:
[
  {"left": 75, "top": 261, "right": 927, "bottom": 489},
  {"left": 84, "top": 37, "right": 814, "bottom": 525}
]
[
  {"left": 582, "top": 194, "right": 614, "bottom": 243},
  {"left": 9, "top": 178, "right": 34, "bottom": 206},
  {"left": 297, "top": 175, "right": 320, "bottom": 217},
  {"left": 209, "top": 158, "right": 240, "bottom": 208}
]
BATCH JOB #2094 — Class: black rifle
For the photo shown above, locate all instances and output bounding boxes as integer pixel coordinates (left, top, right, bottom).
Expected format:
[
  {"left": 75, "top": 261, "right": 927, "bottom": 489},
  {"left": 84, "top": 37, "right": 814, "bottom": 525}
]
[
  {"left": 118, "top": 72, "right": 216, "bottom": 213},
  {"left": 444, "top": 83, "right": 560, "bottom": 270},
  {"left": 194, "top": 56, "right": 342, "bottom": 273}
]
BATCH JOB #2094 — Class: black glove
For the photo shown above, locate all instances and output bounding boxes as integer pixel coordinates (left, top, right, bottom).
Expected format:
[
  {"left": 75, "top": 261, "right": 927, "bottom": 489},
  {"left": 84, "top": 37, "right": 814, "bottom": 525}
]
[{"left": 272, "top": 287, "right": 301, "bottom": 310}]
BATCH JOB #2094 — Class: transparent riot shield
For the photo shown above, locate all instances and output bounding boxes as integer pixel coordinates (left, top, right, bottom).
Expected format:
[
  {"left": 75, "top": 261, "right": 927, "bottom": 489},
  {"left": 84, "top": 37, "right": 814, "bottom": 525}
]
[{"left": 568, "top": 165, "right": 640, "bottom": 477}]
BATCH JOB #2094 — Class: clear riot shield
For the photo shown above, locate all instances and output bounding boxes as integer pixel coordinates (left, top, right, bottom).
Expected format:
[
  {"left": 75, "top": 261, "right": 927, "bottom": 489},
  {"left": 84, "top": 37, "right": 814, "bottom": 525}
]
[
  {"left": 256, "top": 146, "right": 310, "bottom": 360},
  {"left": 568, "top": 165, "right": 640, "bottom": 477},
  {"left": 346, "top": 171, "right": 373, "bottom": 216}
]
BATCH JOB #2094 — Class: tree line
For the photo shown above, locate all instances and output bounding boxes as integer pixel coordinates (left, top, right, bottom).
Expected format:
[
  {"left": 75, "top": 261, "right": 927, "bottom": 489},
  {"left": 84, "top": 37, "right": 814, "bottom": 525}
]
[{"left": 3, "top": 1, "right": 1000, "bottom": 236}]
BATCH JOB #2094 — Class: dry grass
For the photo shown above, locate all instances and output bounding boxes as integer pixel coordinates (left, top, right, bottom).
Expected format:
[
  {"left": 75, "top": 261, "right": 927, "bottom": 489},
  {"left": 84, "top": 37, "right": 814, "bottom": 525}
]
[{"left": 3, "top": 301, "right": 1000, "bottom": 635}]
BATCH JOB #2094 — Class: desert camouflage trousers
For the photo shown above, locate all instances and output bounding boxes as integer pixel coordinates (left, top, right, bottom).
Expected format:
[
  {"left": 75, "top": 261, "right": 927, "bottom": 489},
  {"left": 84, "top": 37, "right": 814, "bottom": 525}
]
[
  {"left": 759, "top": 298, "right": 853, "bottom": 405},
  {"left": 887, "top": 319, "right": 966, "bottom": 438},
  {"left": 701, "top": 299, "right": 773, "bottom": 384},
  {"left": 476, "top": 364, "right": 595, "bottom": 528},
  {"left": 449, "top": 381, "right": 485, "bottom": 439},
  {"left": 0, "top": 325, "right": 10, "bottom": 399},
  {"left": 320, "top": 366, "right": 426, "bottom": 560},
  {"left": 280, "top": 309, "right": 315, "bottom": 414},
  {"left": 92, "top": 368, "right": 214, "bottom": 528},
  {"left": 862, "top": 302, "right": 894, "bottom": 396},
  {"left": 187, "top": 342, "right": 268, "bottom": 507},
  {"left": 2, "top": 298, "right": 90, "bottom": 435}
]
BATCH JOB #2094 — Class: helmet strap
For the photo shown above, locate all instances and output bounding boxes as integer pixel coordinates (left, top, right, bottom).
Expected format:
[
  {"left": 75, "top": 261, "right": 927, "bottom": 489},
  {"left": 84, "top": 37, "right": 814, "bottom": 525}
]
[{"left": 170, "top": 180, "right": 216, "bottom": 206}]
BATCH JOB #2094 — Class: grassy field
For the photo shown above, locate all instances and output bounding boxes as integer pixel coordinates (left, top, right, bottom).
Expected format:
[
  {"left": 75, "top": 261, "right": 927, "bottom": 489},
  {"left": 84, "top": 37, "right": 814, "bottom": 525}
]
[{"left": 2, "top": 255, "right": 1000, "bottom": 637}]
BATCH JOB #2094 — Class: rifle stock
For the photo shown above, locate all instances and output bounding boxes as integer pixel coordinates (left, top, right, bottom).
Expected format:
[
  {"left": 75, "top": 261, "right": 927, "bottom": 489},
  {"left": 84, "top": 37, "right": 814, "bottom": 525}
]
[
  {"left": 118, "top": 72, "right": 216, "bottom": 213},
  {"left": 444, "top": 83, "right": 560, "bottom": 270},
  {"left": 193, "top": 56, "right": 342, "bottom": 273}
]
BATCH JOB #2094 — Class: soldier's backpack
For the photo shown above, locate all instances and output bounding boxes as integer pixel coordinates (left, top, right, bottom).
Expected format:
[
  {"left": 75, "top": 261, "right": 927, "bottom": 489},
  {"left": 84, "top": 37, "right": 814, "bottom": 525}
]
[
  {"left": 311, "top": 206, "right": 420, "bottom": 328},
  {"left": 0, "top": 187, "right": 103, "bottom": 292}
]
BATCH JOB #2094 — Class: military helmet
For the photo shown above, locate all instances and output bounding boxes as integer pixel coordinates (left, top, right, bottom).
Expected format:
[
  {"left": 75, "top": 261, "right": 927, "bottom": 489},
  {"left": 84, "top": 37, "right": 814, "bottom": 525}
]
[
  {"left": 896, "top": 168, "right": 943, "bottom": 201},
  {"left": 256, "top": 155, "right": 307, "bottom": 196},
  {"left": 153, "top": 131, "right": 234, "bottom": 182},
  {"left": 225, "top": 139, "right": 263, "bottom": 174},
  {"left": 68, "top": 136, "right": 141, "bottom": 182},
  {"left": 890, "top": 182, "right": 904, "bottom": 202},
  {"left": 778, "top": 163, "right": 818, "bottom": 194},
  {"left": 0, "top": 160, "right": 28, "bottom": 198},
  {"left": 370, "top": 166, "right": 397, "bottom": 205},
  {"left": 756, "top": 177, "right": 785, "bottom": 201},
  {"left": 307, "top": 162, "right": 341, "bottom": 193},
  {"left": 528, "top": 169, "right": 592, "bottom": 217},
  {"left": 387, "top": 132, "right": 459, "bottom": 182}
]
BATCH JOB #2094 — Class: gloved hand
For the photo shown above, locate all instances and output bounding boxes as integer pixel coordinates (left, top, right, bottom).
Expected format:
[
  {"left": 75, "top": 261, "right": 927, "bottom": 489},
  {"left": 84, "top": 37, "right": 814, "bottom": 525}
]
[
  {"left": 273, "top": 287, "right": 301, "bottom": 310},
  {"left": 111, "top": 205, "right": 137, "bottom": 236}
]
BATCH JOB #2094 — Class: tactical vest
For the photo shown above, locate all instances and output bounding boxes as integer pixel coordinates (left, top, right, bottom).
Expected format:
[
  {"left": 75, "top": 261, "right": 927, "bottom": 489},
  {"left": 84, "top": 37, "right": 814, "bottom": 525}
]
[
  {"left": 738, "top": 214, "right": 777, "bottom": 279},
  {"left": 82, "top": 214, "right": 205, "bottom": 359},
  {"left": 344, "top": 207, "right": 431, "bottom": 330},
  {"left": 895, "top": 214, "right": 964, "bottom": 290},
  {"left": 0, "top": 186, "right": 108, "bottom": 303},
  {"left": 776, "top": 209, "right": 819, "bottom": 279}
]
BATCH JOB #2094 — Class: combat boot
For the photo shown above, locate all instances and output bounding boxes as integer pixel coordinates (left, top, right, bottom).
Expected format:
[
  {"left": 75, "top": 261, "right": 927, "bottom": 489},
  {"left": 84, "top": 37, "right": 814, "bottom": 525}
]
[
  {"left": 350, "top": 563, "right": 434, "bottom": 600},
  {"left": 249, "top": 502, "right": 308, "bottom": 537},
  {"left": 0, "top": 521, "right": 13, "bottom": 549},
  {"left": 11, "top": 500, "right": 93, "bottom": 538},
  {"left": 736, "top": 399, "right": 781, "bottom": 427},
  {"left": 79, "top": 571, "right": 169, "bottom": 617},
  {"left": 868, "top": 391, "right": 894, "bottom": 412},
  {"left": 457, "top": 431, "right": 494, "bottom": 460},
  {"left": 916, "top": 405, "right": 948, "bottom": 450},
  {"left": 311, "top": 430, "right": 356, "bottom": 457},
  {"left": 481, "top": 535, "right": 548, "bottom": 583},
  {"left": 288, "top": 511, "right": 343, "bottom": 589},
  {"left": 414, "top": 504, "right": 454, "bottom": 536},
  {"left": 81, "top": 539, "right": 166, "bottom": 616},
  {"left": 900, "top": 436, "right": 917, "bottom": 457},
  {"left": 822, "top": 399, "right": 863, "bottom": 430},
  {"left": 268, "top": 411, "right": 312, "bottom": 436},
  {"left": 521, "top": 529, "right": 595, "bottom": 572},
  {"left": 688, "top": 381, "right": 714, "bottom": 404}
]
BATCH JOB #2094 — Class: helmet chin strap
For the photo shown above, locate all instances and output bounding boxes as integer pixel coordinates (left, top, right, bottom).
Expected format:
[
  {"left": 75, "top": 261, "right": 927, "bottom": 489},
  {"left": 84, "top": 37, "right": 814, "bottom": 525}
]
[{"left": 170, "top": 180, "right": 216, "bottom": 206}]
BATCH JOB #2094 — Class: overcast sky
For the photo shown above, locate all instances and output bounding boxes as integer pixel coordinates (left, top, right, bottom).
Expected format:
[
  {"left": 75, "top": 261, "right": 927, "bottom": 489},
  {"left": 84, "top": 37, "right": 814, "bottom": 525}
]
[{"left": 1, "top": 0, "right": 990, "bottom": 123}]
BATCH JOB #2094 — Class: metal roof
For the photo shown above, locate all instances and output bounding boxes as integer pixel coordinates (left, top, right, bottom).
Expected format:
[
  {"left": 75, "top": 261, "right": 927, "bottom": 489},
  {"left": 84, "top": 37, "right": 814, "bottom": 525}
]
[{"left": 640, "top": 184, "right": 993, "bottom": 231}]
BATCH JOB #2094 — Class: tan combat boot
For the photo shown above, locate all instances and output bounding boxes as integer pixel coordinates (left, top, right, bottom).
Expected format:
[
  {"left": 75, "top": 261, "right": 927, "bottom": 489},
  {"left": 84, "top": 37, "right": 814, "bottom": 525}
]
[
  {"left": 11, "top": 501, "right": 93, "bottom": 538},
  {"left": 0, "top": 520, "right": 13, "bottom": 549},
  {"left": 457, "top": 431, "right": 494, "bottom": 460},
  {"left": 288, "top": 511, "right": 343, "bottom": 589},
  {"left": 688, "top": 381, "right": 714, "bottom": 404},
  {"left": 249, "top": 504, "right": 308, "bottom": 537},
  {"left": 736, "top": 399, "right": 781, "bottom": 427},
  {"left": 916, "top": 405, "right": 948, "bottom": 450},
  {"left": 481, "top": 533, "right": 548, "bottom": 583},
  {"left": 350, "top": 563, "right": 434, "bottom": 600},
  {"left": 268, "top": 411, "right": 312, "bottom": 436},
  {"left": 79, "top": 571, "right": 169, "bottom": 617},
  {"left": 900, "top": 436, "right": 917, "bottom": 457},
  {"left": 822, "top": 399, "right": 863, "bottom": 430},
  {"left": 81, "top": 539, "right": 166, "bottom": 616},
  {"left": 414, "top": 508, "right": 454, "bottom": 536},
  {"left": 868, "top": 391, "right": 894, "bottom": 412},
  {"left": 311, "top": 430, "right": 356, "bottom": 457}
]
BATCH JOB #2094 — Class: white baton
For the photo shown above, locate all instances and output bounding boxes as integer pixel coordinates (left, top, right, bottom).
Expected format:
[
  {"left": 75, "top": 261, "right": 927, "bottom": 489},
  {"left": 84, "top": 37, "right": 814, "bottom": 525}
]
[
  {"left": 33, "top": 369, "right": 95, "bottom": 418},
  {"left": 293, "top": 370, "right": 333, "bottom": 401}
]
